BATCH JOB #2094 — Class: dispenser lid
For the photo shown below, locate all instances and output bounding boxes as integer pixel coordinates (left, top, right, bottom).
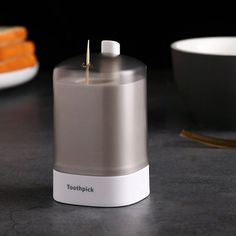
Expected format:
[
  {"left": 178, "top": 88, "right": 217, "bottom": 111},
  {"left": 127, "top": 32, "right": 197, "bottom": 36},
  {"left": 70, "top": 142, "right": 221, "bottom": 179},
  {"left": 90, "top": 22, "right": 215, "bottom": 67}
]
[{"left": 54, "top": 40, "right": 146, "bottom": 85}]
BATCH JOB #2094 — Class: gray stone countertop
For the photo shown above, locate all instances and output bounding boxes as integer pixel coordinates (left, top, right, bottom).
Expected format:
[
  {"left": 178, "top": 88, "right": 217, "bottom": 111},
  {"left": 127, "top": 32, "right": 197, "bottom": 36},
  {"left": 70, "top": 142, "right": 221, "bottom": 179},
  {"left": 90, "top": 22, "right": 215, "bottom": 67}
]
[{"left": 0, "top": 70, "right": 236, "bottom": 236}]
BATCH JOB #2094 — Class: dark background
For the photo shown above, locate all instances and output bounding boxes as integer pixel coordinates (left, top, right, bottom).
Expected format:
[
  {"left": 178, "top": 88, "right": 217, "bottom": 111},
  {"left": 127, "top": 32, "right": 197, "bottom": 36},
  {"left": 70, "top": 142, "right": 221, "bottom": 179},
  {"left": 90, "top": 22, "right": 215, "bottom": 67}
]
[{"left": 1, "top": 3, "right": 235, "bottom": 70}]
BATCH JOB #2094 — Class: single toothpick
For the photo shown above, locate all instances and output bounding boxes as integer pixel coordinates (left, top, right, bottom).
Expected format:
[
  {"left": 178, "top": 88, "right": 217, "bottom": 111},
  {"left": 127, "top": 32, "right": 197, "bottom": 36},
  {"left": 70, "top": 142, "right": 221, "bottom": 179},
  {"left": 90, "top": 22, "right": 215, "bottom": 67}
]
[
  {"left": 86, "top": 39, "right": 90, "bottom": 66},
  {"left": 85, "top": 39, "right": 90, "bottom": 85}
]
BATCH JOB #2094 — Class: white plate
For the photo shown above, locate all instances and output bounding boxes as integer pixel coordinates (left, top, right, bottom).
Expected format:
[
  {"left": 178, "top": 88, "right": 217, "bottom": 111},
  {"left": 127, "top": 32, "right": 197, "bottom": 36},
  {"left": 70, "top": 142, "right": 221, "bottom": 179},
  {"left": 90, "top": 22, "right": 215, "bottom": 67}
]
[{"left": 0, "top": 64, "right": 39, "bottom": 90}]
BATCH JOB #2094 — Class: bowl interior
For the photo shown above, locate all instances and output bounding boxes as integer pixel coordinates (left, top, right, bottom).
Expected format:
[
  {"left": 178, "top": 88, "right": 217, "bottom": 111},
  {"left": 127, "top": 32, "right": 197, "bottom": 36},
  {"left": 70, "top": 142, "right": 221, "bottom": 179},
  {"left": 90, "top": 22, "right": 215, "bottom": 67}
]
[{"left": 171, "top": 37, "right": 236, "bottom": 56}]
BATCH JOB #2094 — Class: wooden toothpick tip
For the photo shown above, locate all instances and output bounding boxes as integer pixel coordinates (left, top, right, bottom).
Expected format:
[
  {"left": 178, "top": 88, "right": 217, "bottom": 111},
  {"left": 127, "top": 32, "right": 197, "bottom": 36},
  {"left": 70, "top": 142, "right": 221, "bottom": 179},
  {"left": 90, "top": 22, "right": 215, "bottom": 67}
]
[{"left": 86, "top": 39, "right": 90, "bottom": 66}]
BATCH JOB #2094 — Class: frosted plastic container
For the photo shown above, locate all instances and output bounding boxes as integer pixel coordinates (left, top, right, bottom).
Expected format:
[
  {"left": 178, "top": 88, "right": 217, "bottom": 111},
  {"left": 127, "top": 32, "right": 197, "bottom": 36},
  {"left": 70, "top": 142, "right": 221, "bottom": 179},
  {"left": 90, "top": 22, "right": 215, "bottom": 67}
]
[{"left": 53, "top": 49, "right": 148, "bottom": 176}]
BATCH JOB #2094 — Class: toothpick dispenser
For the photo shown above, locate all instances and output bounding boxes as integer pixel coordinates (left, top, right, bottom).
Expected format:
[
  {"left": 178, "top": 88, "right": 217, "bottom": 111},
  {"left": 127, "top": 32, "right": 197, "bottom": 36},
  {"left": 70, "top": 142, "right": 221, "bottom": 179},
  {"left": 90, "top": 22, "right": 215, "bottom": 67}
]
[{"left": 53, "top": 40, "right": 150, "bottom": 207}]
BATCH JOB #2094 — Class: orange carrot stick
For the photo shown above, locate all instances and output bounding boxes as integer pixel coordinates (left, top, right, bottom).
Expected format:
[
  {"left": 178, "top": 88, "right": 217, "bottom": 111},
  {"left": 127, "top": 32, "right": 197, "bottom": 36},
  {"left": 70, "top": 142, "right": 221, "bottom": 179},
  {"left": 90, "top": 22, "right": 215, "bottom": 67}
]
[
  {"left": 0, "top": 27, "right": 28, "bottom": 46},
  {"left": 0, "top": 54, "right": 38, "bottom": 73},
  {"left": 0, "top": 41, "right": 35, "bottom": 61}
]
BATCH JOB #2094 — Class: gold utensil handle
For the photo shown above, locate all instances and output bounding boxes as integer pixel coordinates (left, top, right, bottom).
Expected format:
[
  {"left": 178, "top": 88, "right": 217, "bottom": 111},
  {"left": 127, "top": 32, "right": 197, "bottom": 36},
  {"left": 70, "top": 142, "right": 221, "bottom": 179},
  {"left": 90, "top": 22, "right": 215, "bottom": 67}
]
[{"left": 180, "top": 129, "right": 236, "bottom": 149}]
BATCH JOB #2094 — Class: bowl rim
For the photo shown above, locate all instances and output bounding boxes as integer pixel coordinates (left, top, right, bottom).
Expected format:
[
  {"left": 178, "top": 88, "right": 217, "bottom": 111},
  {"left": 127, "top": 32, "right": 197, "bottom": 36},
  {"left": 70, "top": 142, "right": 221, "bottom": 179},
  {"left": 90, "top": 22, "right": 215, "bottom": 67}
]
[{"left": 171, "top": 37, "right": 236, "bottom": 56}]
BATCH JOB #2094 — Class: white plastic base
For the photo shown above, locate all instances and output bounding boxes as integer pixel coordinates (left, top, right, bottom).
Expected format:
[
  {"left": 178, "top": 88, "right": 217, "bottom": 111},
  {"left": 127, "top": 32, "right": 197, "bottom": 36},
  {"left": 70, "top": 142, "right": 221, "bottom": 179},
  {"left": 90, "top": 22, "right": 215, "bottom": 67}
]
[{"left": 53, "top": 165, "right": 150, "bottom": 207}]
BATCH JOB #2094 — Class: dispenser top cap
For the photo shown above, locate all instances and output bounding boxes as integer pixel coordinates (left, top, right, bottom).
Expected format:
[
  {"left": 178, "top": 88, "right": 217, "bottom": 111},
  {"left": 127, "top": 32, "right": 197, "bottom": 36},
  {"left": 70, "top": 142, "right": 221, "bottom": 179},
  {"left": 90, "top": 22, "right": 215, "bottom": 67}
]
[
  {"left": 54, "top": 40, "right": 146, "bottom": 85},
  {"left": 101, "top": 41, "right": 120, "bottom": 56}
]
